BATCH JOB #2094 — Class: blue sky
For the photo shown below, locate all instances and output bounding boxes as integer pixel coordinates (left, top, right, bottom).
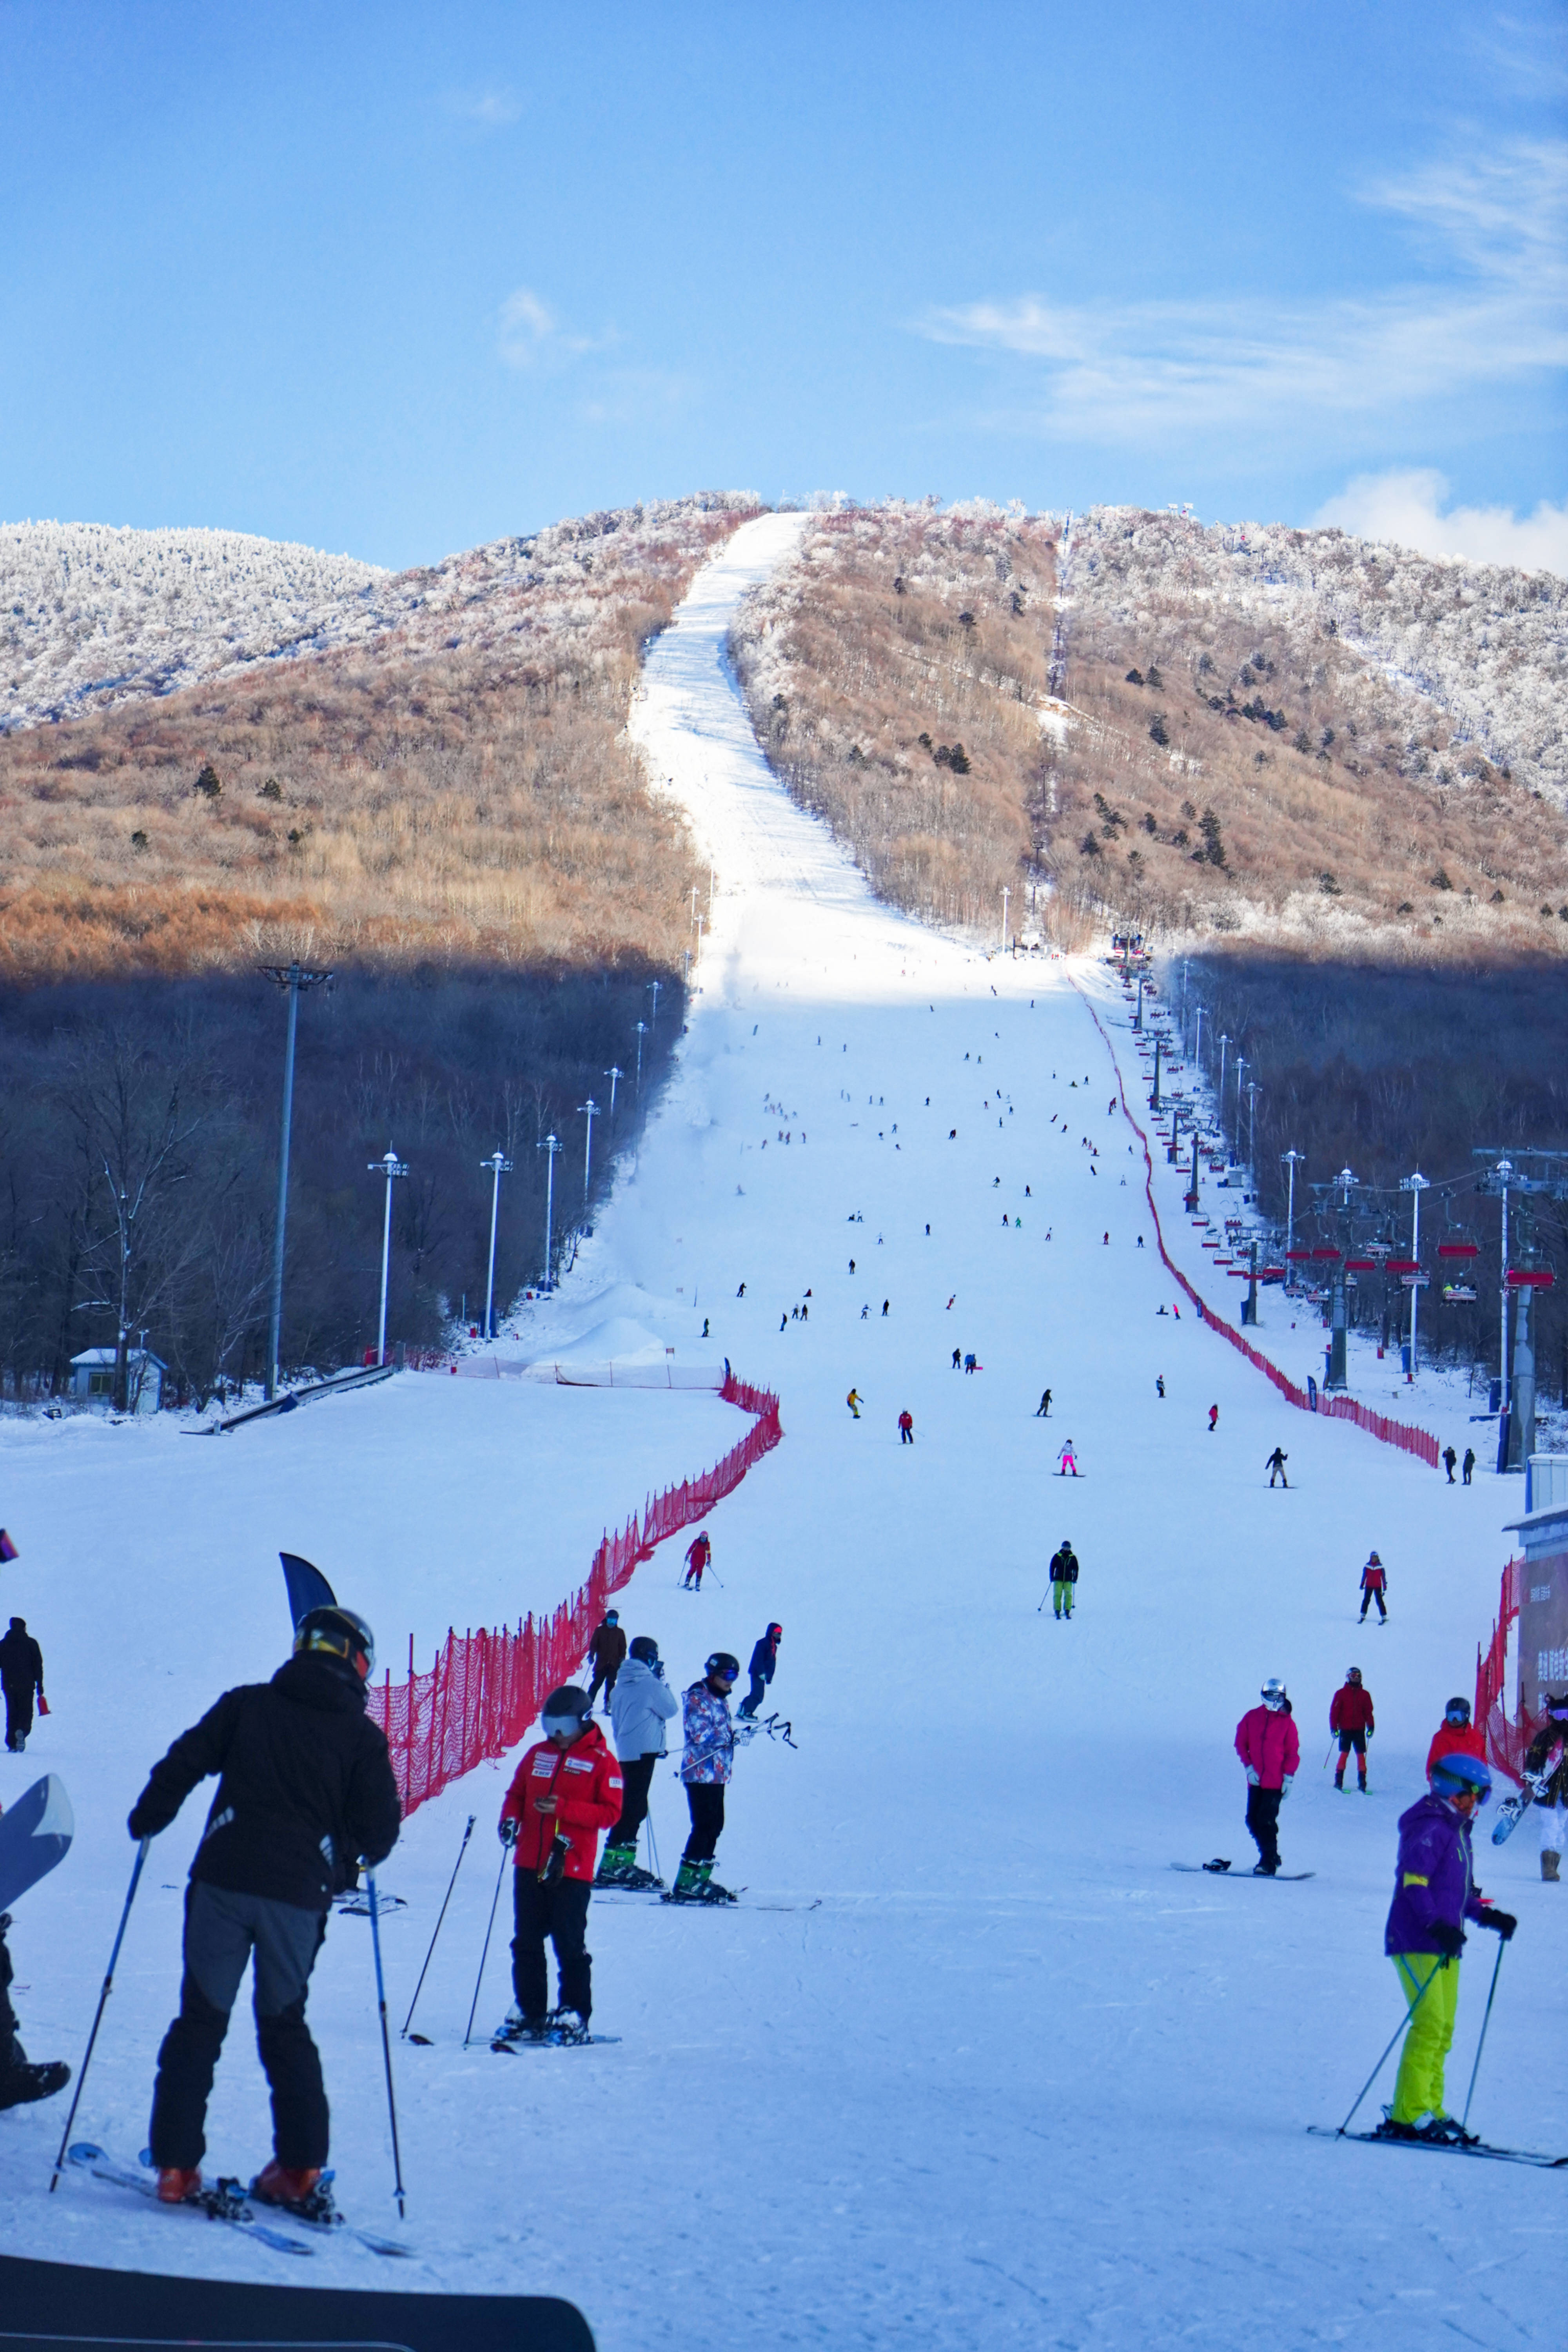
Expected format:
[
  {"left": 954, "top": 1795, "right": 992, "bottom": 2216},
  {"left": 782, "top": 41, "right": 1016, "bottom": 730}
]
[{"left": 2, "top": 1, "right": 1563, "bottom": 569}]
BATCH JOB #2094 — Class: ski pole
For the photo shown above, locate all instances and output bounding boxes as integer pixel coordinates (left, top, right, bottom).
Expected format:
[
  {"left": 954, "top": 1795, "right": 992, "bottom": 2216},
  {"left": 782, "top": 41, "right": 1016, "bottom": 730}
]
[
  {"left": 366, "top": 1874, "right": 407, "bottom": 2220},
  {"left": 646, "top": 1809, "right": 661, "bottom": 1886},
  {"left": 50, "top": 1838, "right": 149, "bottom": 2192},
  {"left": 401, "top": 1814, "right": 474, "bottom": 2040},
  {"left": 1323, "top": 1744, "right": 1335, "bottom": 1771},
  {"left": 1460, "top": 1937, "right": 1506, "bottom": 2133},
  {"left": 464, "top": 1840, "right": 510, "bottom": 2048},
  {"left": 1333, "top": 1957, "right": 1444, "bottom": 2135}
]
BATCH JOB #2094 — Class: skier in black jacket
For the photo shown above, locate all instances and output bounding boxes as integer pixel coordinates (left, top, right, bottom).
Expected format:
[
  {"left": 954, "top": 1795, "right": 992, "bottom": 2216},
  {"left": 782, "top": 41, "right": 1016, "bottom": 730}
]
[
  {"left": 127, "top": 1604, "right": 400, "bottom": 2216},
  {"left": 738, "top": 1624, "right": 782, "bottom": 1720},
  {"left": 0, "top": 1616, "right": 44, "bottom": 1752}
]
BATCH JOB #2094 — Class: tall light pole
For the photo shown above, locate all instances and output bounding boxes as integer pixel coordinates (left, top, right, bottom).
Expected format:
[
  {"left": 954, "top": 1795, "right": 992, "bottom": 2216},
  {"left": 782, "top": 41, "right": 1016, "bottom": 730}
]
[
  {"left": 1281, "top": 1148, "right": 1305, "bottom": 1280},
  {"left": 603, "top": 1065, "right": 622, "bottom": 1131},
  {"left": 367, "top": 1149, "right": 408, "bottom": 1367},
  {"left": 1194, "top": 1005, "right": 1205, "bottom": 1073},
  {"left": 1000, "top": 886, "right": 1009, "bottom": 952},
  {"left": 1233, "top": 1056, "right": 1247, "bottom": 1160},
  {"left": 634, "top": 1020, "right": 647, "bottom": 1094},
  {"left": 1217, "top": 1033, "right": 1230, "bottom": 1123},
  {"left": 1400, "top": 1169, "right": 1431, "bottom": 1379},
  {"left": 1496, "top": 1157, "right": 1514, "bottom": 1408},
  {"left": 537, "top": 1133, "right": 562, "bottom": 1289},
  {"left": 260, "top": 961, "right": 332, "bottom": 1398},
  {"left": 579, "top": 1098, "right": 598, "bottom": 1207},
  {"left": 1246, "top": 1080, "right": 1259, "bottom": 1173},
  {"left": 648, "top": 979, "right": 661, "bottom": 1037},
  {"left": 479, "top": 1150, "right": 512, "bottom": 1339}
]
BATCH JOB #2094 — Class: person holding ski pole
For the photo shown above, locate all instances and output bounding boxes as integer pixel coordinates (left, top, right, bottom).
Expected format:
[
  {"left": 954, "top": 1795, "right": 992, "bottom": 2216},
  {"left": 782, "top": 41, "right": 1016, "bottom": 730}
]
[
  {"left": 127, "top": 1604, "right": 399, "bottom": 2214},
  {"left": 1358, "top": 1552, "right": 1388, "bottom": 1622},
  {"left": 1424, "top": 1696, "right": 1486, "bottom": 1782},
  {"left": 598, "top": 1638, "right": 679, "bottom": 1888},
  {"left": 1265, "top": 1446, "right": 1289, "bottom": 1489},
  {"left": 670, "top": 1652, "right": 749, "bottom": 1904},
  {"left": 585, "top": 1610, "right": 626, "bottom": 1713},
  {"left": 1329, "top": 1668, "right": 1374, "bottom": 1791},
  {"left": 1235, "top": 1678, "right": 1298, "bottom": 1875},
  {"left": 682, "top": 1532, "right": 711, "bottom": 1591},
  {"left": 1523, "top": 1695, "right": 1568, "bottom": 1882},
  {"left": 1046, "top": 1539, "right": 1079, "bottom": 1620},
  {"left": 738, "top": 1623, "right": 782, "bottom": 1720},
  {"left": 497, "top": 1686, "right": 622, "bottom": 2041},
  {"left": 1378, "top": 1751, "right": 1515, "bottom": 2143}
]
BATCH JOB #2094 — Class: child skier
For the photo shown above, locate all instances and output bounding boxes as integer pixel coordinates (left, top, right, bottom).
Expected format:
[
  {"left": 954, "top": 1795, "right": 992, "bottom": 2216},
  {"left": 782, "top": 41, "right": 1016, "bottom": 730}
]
[
  {"left": 1378, "top": 1752, "right": 1514, "bottom": 2142},
  {"left": 497, "top": 1686, "right": 623, "bottom": 2041},
  {"left": 1329, "top": 1668, "right": 1374, "bottom": 1790},
  {"left": 1056, "top": 1439, "right": 1078, "bottom": 1477},
  {"left": 682, "top": 1532, "right": 712, "bottom": 1590},
  {"left": 1047, "top": 1540, "right": 1079, "bottom": 1619},
  {"left": 671, "top": 1653, "right": 748, "bottom": 1904},
  {"left": 1234, "top": 1678, "right": 1298, "bottom": 1875},
  {"left": 1359, "top": 1552, "right": 1388, "bottom": 1622}
]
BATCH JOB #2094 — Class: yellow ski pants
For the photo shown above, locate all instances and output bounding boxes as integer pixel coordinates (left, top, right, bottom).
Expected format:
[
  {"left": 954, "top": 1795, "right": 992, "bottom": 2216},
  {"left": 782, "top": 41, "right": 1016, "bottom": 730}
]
[{"left": 1389, "top": 1953, "right": 1460, "bottom": 2125}]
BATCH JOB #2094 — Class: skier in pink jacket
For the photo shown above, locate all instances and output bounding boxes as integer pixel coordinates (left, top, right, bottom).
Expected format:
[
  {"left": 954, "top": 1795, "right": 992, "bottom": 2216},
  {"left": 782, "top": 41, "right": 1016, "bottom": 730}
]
[{"left": 1235, "top": 1678, "right": 1300, "bottom": 1876}]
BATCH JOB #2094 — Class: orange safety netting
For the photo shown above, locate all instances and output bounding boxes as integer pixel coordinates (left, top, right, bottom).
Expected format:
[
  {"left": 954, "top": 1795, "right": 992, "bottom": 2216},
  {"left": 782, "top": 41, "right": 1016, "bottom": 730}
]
[
  {"left": 1077, "top": 985, "right": 1442, "bottom": 1472},
  {"left": 367, "top": 1373, "right": 782, "bottom": 1815}
]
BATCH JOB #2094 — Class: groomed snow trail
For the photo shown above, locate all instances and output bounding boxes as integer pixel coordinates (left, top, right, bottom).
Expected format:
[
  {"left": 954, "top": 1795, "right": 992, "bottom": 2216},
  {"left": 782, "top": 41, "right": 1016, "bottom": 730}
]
[{"left": 1, "top": 513, "right": 1559, "bottom": 2349}]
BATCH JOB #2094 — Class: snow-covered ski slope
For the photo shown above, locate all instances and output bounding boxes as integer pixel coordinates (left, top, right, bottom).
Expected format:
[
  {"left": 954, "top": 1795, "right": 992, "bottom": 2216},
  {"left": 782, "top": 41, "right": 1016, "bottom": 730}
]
[{"left": 2, "top": 512, "right": 1561, "bottom": 2349}]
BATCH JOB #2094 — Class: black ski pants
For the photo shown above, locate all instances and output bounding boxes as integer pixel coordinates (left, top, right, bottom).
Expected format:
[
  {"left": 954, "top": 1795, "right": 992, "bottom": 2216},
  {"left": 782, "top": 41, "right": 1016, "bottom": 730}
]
[
  {"left": 0, "top": 1918, "right": 24, "bottom": 2076},
  {"left": 1245, "top": 1786, "right": 1283, "bottom": 1872},
  {"left": 587, "top": 1660, "right": 620, "bottom": 1711},
  {"left": 510, "top": 1873, "right": 591, "bottom": 2023},
  {"left": 609, "top": 1753, "right": 657, "bottom": 1849},
  {"left": 1335, "top": 1730, "right": 1367, "bottom": 1784},
  {"left": 737, "top": 1674, "right": 768, "bottom": 1719},
  {"left": 3, "top": 1682, "right": 33, "bottom": 1750},
  {"left": 682, "top": 1781, "right": 725, "bottom": 1864},
  {"left": 1360, "top": 1588, "right": 1387, "bottom": 1621},
  {"left": 149, "top": 1881, "right": 327, "bottom": 2171}
]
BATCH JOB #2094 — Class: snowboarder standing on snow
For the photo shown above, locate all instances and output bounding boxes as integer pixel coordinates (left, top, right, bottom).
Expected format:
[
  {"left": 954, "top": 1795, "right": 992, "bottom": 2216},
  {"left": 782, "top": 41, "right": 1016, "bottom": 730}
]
[
  {"left": 1265, "top": 1446, "right": 1289, "bottom": 1488},
  {"left": 1047, "top": 1540, "right": 1079, "bottom": 1619},
  {"left": 1036, "top": 1389, "right": 1051, "bottom": 1417},
  {"left": 898, "top": 1409, "right": 914, "bottom": 1445},
  {"left": 1359, "top": 1552, "right": 1388, "bottom": 1622},
  {"left": 682, "top": 1531, "right": 712, "bottom": 1590},
  {"left": 586, "top": 1610, "right": 627, "bottom": 1713},
  {"left": 1234, "top": 1678, "right": 1299, "bottom": 1875},
  {"left": 1378, "top": 1751, "right": 1514, "bottom": 2143},
  {"left": 498, "top": 1686, "right": 622, "bottom": 2041},
  {"left": 598, "top": 1639, "right": 678, "bottom": 1888},
  {"left": 847, "top": 1388, "right": 862, "bottom": 1419},
  {"left": 671, "top": 1653, "right": 748, "bottom": 1904},
  {"left": 738, "top": 1623, "right": 782, "bottom": 1720},
  {"left": 127, "top": 1604, "right": 399, "bottom": 2213},
  {"left": 1523, "top": 1696, "right": 1568, "bottom": 1882},
  {"left": 1057, "top": 1439, "right": 1079, "bottom": 1477},
  {"left": 0, "top": 1617, "right": 44, "bottom": 1753},
  {"left": 1330, "top": 1668, "right": 1374, "bottom": 1791},
  {"left": 1208, "top": 1405, "right": 1220, "bottom": 1433}
]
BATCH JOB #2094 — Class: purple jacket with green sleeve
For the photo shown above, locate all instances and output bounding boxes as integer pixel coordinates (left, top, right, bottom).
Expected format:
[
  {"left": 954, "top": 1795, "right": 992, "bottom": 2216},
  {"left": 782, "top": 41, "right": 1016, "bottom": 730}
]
[{"left": 1384, "top": 1793, "right": 1490, "bottom": 1956}]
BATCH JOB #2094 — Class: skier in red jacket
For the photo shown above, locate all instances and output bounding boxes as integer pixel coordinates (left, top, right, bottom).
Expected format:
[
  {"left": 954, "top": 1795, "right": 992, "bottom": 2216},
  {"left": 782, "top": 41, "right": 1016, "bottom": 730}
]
[
  {"left": 1359, "top": 1552, "right": 1388, "bottom": 1622},
  {"left": 1329, "top": 1668, "right": 1375, "bottom": 1791},
  {"left": 1235, "top": 1679, "right": 1300, "bottom": 1875},
  {"left": 1425, "top": 1697, "right": 1487, "bottom": 1781},
  {"left": 898, "top": 1410, "right": 914, "bottom": 1445},
  {"left": 682, "top": 1532, "right": 711, "bottom": 1591},
  {"left": 496, "top": 1686, "right": 622, "bottom": 2043}
]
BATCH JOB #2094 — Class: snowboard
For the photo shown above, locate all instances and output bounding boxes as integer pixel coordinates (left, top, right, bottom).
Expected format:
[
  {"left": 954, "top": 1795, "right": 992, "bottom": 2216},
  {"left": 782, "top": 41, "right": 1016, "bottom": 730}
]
[
  {"left": 0, "top": 1774, "right": 73, "bottom": 1912},
  {"left": 1492, "top": 1741, "right": 1562, "bottom": 1844},
  {"left": 1307, "top": 2125, "right": 1567, "bottom": 2171},
  {"left": 1171, "top": 1862, "right": 1316, "bottom": 1880}
]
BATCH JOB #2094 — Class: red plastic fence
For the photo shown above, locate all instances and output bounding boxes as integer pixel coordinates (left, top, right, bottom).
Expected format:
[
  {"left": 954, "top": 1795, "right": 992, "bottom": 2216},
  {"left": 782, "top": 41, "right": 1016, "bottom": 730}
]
[
  {"left": 1075, "top": 982, "right": 1441, "bottom": 1471},
  {"left": 367, "top": 1372, "right": 783, "bottom": 1815},
  {"left": 1477, "top": 1553, "right": 1531, "bottom": 1787}
]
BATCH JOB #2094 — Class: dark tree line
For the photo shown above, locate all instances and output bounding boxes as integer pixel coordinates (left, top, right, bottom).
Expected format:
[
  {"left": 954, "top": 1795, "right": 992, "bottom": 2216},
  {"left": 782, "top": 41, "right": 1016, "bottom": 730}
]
[
  {"left": 1175, "top": 956, "right": 1568, "bottom": 1400},
  {"left": 0, "top": 964, "right": 681, "bottom": 1406}
]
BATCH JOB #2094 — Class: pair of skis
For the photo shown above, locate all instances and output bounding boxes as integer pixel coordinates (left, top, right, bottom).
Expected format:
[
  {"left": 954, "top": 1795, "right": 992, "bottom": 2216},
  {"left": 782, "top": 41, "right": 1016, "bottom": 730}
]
[{"left": 65, "top": 2144, "right": 414, "bottom": 2259}]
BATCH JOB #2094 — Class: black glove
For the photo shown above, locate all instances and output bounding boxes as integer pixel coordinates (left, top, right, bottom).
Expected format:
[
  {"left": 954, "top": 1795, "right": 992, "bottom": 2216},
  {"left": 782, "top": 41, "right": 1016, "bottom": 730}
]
[
  {"left": 1477, "top": 1907, "right": 1517, "bottom": 1941},
  {"left": 127, "top": 1800, "right": 167, "bottom": 1842},
  {"left": 499, "top": 1816, "right": 518, "bottom": 1847},
  {"left": 1432, "top": 1921, "right": 1464, "bottom": 1958}
]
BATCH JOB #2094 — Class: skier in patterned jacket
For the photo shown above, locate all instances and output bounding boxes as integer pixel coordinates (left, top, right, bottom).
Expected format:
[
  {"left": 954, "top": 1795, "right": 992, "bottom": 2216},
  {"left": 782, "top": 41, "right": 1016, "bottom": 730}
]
[{"left": 670, "top": 1653, "right": 751, "bottom": 1904}]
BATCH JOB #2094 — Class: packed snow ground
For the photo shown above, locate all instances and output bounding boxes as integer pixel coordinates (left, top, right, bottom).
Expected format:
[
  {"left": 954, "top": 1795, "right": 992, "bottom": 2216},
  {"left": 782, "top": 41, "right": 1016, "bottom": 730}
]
[{"left": 0, "top": 514, "right": 1561, "bottom": 2349}]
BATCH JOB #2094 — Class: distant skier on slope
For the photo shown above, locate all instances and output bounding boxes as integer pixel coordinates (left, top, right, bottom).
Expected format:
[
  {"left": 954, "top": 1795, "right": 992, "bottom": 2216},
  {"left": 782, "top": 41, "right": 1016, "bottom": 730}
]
[
  {"left": 847, "top": 1389, "right": 862, "bottom": 1419},
  {"left": 1234, "top": 1678, "right": 1298, "bottom": 1876},
  {"left": 586, "top": 1610, "right": 627, "bottom": 1713},
  {"left": 1046, "top": 1540, "right": 1079, "bottom": 1619},
  {"left": 497, "top": 1687, "right": 622, "bottom": 2042},
  {"left": 598, "top": 1638, "right": 678, "bottom": 1888},
  {"left": 738, "top": 1623, "right": 782, "bottom": 1720},
  {"left": 1208, "top": 1404, "right": 1220, "bottom": 1433},
  {"left": 1359, "top": 1552, "right": 1388, "bottom": 1623},
  {"left": 1057, "top": 1439, "right": 1078, "bottom": 1476},
  {"left": 1462, "top": 1448, "right": 1475, "bottom": 1485},
  {"left": 670, "top": 1653, "right": 746, "bottom": 1904},
  {"left": 1265, "top": 1446, "right": 1288, "bottom": 1488},
  {"left": 1377, "top": 1753, "right": 1513, "bottom": 2143},
  {"left": 0, "top": 1617, "right": 44, "bottom": 1753},
  {"left": 1523, "top": 1698, "right": 1568, "bottom": 1882},
  {"left": 1156, "top": 1376, "right": 1165, "bottom": 1398},
  {"left": 898, "top": 1410, "right": 914, "bottom": 1445},
  {"left": 127, "top": 1604, "right": 399, "bottom": 2214},
  {"left": 682, "top": 1532, "right": 712, "bottom": 1590},
  {"left": 1443, "top": 1445, "right": 1457, "bottom": 1483},
  {"left": 1329, "top": 1668, "right": 1374, "bottom": 1791},
  {"left": 1036, "top": 1389, "right": 1051, "bottom": 1417}
]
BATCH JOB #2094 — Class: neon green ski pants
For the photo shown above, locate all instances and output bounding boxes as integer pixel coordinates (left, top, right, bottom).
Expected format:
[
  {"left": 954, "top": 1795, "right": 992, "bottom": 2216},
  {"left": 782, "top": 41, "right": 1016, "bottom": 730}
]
[
  {"left": 1051, "top": 1580, "right": 1074, "bottom": 1617},
  {"left": 1389, "top": 1953, "right": 1460, "bottom": 2125}
]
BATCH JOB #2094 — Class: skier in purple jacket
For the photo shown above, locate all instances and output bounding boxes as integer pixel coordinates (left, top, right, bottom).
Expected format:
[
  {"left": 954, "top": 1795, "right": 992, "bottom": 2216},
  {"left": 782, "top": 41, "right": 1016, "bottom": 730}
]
[{"left": 1378, "top": 1752, "right": 1515, "bottom": 2144}]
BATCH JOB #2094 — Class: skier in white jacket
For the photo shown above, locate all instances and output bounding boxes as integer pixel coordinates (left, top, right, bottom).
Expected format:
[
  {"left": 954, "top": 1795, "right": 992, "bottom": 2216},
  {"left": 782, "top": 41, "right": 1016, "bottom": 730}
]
[{"left": 596, "top": 1637, "right": 679, "bottom": 1888}]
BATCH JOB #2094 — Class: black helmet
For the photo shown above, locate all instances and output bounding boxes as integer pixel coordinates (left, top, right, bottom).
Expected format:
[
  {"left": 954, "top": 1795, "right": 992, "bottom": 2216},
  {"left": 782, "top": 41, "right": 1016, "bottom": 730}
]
[
  {"left": 1444, "top": 1696, "right": 1472, "bottom": 1725},
  {"left": 629, "top": 1635, "right": 660, "bottom": 1664},
  {"left": 767, "top": 1622, "right": 782, "bottom": 1641},
  {"left": 294, "top": 1604, "right": 375, "bottom": 1680},
  {"left": 541, "top": 1685, "right": 591, "bottom": 1739},
  {"left": 604, "top": 1610, "right": 619, "bottom": 1626},
  {"left": 1347, "top": 1668, "right": 1363, "bottom": 1685},
  {"left": 1548, "top": 1693, "right": 1568, "bottom": 1722},
  {"left": 706, "top": 1652, "right": 740, "bottom": 1683}
]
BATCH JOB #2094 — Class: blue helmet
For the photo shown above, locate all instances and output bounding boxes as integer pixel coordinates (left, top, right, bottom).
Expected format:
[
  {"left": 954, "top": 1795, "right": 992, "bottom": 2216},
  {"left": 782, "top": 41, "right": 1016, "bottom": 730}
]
[{"left": 1431, "top": 1752, "right": 1492, "bottom": 1802}]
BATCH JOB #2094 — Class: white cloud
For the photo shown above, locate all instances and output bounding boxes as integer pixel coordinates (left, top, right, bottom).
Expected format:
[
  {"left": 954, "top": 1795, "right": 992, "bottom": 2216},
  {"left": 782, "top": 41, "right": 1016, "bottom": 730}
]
[
  {"left": 1314, "top": 466, "right": 1568, "bottom": 575},
  {"left": 496, "top": 287, "right": 608, "bottom": 370},
  {"left": 916, "top": 140, "right": 1568, "bottom": 443},
  {"left": 448, "top": 87, "right": 521, "bottom": 128}
]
